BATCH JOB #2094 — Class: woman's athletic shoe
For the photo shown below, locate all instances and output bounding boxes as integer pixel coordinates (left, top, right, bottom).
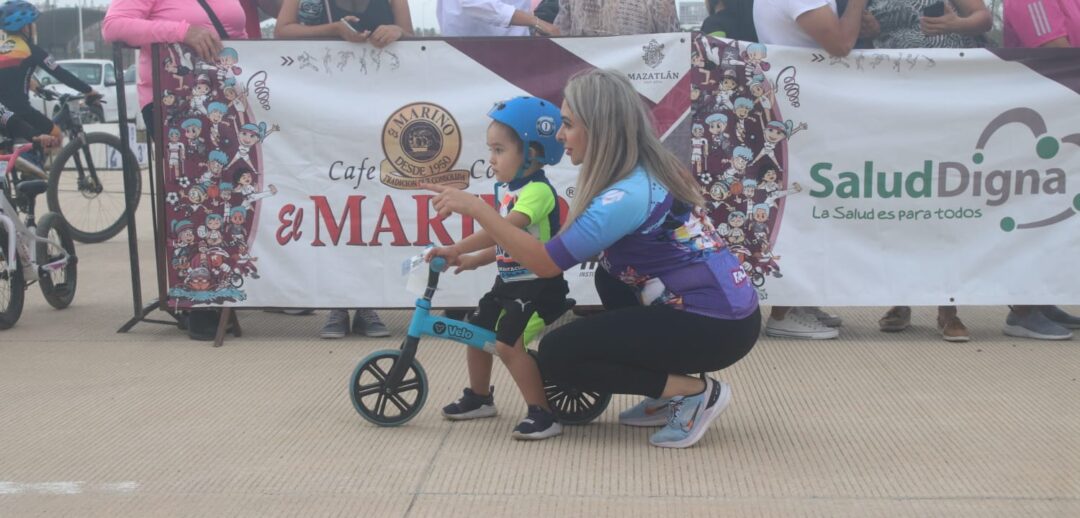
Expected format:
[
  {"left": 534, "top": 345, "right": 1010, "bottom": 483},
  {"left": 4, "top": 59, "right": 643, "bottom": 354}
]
[
  {"left": 618, "top": 397, "right": 672, "bottom": 427},
  {"left": 442, "top": 387, "right": 497, "bottom": 420},
  {"left": 512, "top": 405, "right": 563, "bottom": 440},
  {"left": 649, "top": 377, "right": 731, "bottom": 449}
]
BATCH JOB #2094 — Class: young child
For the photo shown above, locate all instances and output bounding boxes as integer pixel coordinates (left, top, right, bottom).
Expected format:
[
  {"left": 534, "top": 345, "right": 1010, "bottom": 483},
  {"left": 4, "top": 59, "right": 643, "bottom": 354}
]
[
  {"left": 428, "top": 96, "right": 569, "bottom": 441},
  {"left": 0, "top": 1, "right": 101, "bottom": 139}
]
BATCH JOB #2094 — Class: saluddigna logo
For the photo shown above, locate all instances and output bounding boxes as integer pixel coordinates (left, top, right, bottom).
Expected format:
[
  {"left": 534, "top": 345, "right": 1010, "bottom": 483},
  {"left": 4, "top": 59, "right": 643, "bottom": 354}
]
[
  {"left": 381, "top": 102, "right": 470, "bottom": 190},
  {"left": 807, "top": 108, "right": 1079, "bottom": 232}
]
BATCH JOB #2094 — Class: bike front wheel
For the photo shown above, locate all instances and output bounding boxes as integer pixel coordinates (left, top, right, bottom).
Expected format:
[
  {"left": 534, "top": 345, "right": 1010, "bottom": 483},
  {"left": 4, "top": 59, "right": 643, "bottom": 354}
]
[
  {"left": 47, "top": 132, "right": 142, "bottom": 243},
  {"left": 35, "top": 212, "right": 77, "bottom": 309},
  {"left": 0, "top": 225, "right": 26, "bottom": 329},
  {"left": 350, "top": 349, "right": 428, "bottom": 426}
]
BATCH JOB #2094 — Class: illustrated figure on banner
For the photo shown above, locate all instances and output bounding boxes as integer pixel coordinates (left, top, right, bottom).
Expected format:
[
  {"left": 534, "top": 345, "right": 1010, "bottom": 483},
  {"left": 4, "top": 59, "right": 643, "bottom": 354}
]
[
  {"left": 159, "top": 45, "right": 281, "bottom": 305},
  {"left": 692, "top": 35, "right": 808, "bottom": 294}
]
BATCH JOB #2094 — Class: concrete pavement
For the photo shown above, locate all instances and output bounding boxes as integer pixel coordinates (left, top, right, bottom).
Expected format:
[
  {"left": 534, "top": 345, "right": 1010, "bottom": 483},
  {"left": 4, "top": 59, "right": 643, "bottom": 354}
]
[{"left": 1, "top": 189, "right": 1078, "bottom": 517}]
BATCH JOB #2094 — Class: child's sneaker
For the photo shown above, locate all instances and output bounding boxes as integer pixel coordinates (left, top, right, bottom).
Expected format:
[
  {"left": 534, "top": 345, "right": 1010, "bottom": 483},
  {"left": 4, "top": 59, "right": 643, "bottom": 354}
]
[
  {"left": 649, "top": 377, "right": 731, "bottom": 449},
  {"left": 618, "top": 397, "right": 672, "bottom": 427},
  {"left": 442, "top": 387, "right": 497, "bottom": 420},
  {"left": 511, "top": 405, "right": 563, "bottom": 440}
]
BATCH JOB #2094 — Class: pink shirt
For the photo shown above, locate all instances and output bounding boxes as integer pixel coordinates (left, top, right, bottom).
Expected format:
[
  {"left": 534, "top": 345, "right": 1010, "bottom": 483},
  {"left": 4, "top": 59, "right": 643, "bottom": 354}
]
[
  {"left": 1004, "top": 0, "right": 1080, "bottom": 48},
  {"left": 102, "top": 0, "right": 250, "bottom": 108}
]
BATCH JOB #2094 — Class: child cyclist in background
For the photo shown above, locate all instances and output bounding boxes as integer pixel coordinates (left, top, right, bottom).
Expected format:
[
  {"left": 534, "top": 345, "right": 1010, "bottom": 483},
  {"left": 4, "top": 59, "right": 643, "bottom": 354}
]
[
  {"left": 427, "top": 96, "right": 569, "bottom": 441},
  {"left": 0, "top": 0, "right": 102, "bottom": 140}
]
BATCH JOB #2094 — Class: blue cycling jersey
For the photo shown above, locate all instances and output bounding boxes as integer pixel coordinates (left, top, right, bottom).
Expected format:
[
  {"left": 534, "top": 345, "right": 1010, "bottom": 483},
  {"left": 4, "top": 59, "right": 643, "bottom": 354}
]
[{"left": 546, "top": 166, "right": 759, "bottom": 320}]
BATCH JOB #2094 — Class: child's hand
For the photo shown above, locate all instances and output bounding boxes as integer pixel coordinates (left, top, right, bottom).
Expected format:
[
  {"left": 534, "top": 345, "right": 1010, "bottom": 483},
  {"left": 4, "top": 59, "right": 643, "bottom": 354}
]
[
  {"left": 426, "top": 246, "right": 460, "bottom": 268},
  {"left": 453, "top": 253, "right": 485, "bottom": 274}
]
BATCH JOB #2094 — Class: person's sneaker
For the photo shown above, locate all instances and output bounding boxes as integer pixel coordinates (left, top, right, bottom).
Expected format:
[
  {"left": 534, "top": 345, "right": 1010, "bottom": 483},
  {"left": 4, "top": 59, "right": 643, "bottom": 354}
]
[
  {"left": 649, "top": 377, "right": 731, "bottom": 449},
  {"left": 264, "top": 309, "right": 315, "bottom": 315},
  {"left": 1004, "top": 310, "right": 1073, "bottom": 340},
  {"left": 806, "top": 306, "right": 842, "bottom": 327},
  {"left": 879, "top": 306, "right": 912, "bottom": 332},
  {"left": 353, "top": 309, "right": 390, "bottom": 337},
  {"left": 442, "top": 387, "right": 498, "bottom": 420},
  {"left": 1040, "top": 306, "right": 1080, "bottom": 330},
  {"left": 618, "top": 397, "right": 673, "bottom": 427},
  {"left": 512, "top": 405, "right": 563, "bottom": 440},
  {"left": 319, "top": 309, "right": 350, "bottom": 339},
  {"left": 937, "top": 314, "right": 971, "bottom": 342},
  {"left": 765, "top": 308, "right": 839, "bottom": 339}
]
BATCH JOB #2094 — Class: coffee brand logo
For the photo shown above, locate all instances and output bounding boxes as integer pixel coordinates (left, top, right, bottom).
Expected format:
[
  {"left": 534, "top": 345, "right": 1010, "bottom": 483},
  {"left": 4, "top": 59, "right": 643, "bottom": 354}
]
[{"left": 381, "top": 102, "right": 470, "bottom": 190}]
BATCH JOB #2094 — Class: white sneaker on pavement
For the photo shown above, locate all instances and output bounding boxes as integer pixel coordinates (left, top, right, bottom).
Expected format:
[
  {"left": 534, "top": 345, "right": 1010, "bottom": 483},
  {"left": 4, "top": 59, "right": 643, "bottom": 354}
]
[{"left": 765, "top": 307, "right": 839, "bottom": 339}]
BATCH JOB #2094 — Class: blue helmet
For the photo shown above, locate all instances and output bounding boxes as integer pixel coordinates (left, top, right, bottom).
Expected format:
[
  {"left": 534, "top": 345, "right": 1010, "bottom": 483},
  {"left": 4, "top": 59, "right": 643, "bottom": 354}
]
[
  {"left": 1, "top": 0, "right": 38, "bottom": 31},
  {"left": 487, "top": 96, "right": 564, "bottom": 167}
]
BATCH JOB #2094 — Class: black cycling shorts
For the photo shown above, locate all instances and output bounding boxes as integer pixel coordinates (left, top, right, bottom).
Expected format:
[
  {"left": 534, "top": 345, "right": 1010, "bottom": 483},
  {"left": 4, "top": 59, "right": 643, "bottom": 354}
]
[{"left": 470, "top": 275, "right": 569, "bottom": 346}]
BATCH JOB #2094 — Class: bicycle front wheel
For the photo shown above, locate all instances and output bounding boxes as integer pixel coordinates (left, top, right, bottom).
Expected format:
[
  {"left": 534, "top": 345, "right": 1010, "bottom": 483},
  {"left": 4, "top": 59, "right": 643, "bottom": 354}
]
[
  {"left": 47, "top": 132, "right": 142, "bottom": 243},
  {"left": 0, "top": 225, "right": 26, "bottom": 329},
  {"left": 35, "top": 212, "right": 77, "bottom": 309}
]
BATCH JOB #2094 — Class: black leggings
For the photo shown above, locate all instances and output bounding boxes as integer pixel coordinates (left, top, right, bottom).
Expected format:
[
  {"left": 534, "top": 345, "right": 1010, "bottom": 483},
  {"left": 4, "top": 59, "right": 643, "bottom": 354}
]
[{"left": 538, "top": 305, "right": 761, "bottom": 399}]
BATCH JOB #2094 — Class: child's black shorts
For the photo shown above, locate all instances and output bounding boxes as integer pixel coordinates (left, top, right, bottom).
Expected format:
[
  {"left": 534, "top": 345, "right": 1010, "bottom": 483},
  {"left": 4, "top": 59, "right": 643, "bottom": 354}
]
[{"left": 470, "top": 275, "right": 570, "bottom": 347}]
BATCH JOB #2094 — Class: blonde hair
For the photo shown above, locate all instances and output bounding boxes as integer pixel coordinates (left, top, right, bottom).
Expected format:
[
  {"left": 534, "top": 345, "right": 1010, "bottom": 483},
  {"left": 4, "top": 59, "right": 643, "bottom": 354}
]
[{"left": 562, "top": 69, "right": 704, "bottom": 228}]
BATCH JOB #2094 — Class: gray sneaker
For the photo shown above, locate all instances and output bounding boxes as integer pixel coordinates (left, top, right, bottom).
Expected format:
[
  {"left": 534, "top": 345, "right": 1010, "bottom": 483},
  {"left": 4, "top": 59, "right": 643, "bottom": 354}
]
[
  {"left": 1041, "top": 306, "right": 1080, "bottom": 330},
  {"left": 353, "top": 309, "right": 390, "bottom": 337},
  {"left": 806, "top": 307, "right": 843, "bottom": 327},
  {"left": 1004, "top": 309, "right": 1073, "bottom": 340},
  {"left": 320, "top": 309, "right": 350, "bottom": 339}
]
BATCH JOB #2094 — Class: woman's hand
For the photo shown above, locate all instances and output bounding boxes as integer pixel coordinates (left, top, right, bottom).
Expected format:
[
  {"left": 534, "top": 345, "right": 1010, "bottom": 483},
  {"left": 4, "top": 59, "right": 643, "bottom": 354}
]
[
  {"left": 920, "top": 4, "right": 961, "bottom": 35},
  {"left": 533, "top": 19, "right": 559, "bottom": 36},
  {"left": 423, "top": 184, "right": 487, "bottom": 219},
  {"left": 337, "top": 16, "right": 370, "bottom": 43},
  {"left": 368, "top": 24, "right": 404, "bottom": 47},
  {"left": 183, "top": 25, "right": 223, "bottom": 62},
  {"left": 860, "top": 11, "right": 880, "bottom": 39}
]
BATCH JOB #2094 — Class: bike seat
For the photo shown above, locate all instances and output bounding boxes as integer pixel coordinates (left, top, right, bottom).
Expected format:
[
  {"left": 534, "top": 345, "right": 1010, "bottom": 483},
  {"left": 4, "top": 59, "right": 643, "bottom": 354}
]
[{"left": 16, "top": 179, "right": 48, "bottom": 198}]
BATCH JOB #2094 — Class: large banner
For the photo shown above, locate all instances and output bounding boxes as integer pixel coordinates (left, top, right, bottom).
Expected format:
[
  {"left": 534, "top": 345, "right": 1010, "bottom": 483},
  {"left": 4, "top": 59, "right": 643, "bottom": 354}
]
[
  {"left": 154, "top": 35, "right": 688, "bottom": 308},
  {"left": 154, "top": 35, "right": 1080, "bottom": 309}
]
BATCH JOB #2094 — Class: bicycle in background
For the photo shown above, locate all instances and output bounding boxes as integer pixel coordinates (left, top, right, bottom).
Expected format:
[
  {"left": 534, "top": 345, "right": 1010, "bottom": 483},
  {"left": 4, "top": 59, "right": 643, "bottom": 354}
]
[
  {"left": 37, "top": 88, "right": 141, "bottom": 244},
  {"left": 0, "top": 139, "right": 78, "bottom": 329}
]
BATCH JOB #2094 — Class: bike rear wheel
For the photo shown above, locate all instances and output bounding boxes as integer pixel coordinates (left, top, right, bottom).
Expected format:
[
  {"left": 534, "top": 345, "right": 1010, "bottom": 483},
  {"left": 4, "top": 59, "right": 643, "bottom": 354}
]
[
  {"left": 35, "top": 212, "right": 77, "bottom": 309},
  {"left": 47, "top": 132, "right": 142, "bottom": 243},
  {"left": 0, "top": 225, "right": 25, "bottom": 329},
  {"left": 528, "top": 349, "right": 611, "bottom": 425}
]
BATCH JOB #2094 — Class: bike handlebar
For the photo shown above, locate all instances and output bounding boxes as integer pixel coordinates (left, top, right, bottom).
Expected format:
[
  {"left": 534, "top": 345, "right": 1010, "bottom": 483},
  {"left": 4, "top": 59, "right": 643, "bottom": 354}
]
[
  {"left": 430, "top": 257, "right": 448, "bottom": 272},
  {"left": 37, "top": 89, "right": 105, "bottom": 105}
]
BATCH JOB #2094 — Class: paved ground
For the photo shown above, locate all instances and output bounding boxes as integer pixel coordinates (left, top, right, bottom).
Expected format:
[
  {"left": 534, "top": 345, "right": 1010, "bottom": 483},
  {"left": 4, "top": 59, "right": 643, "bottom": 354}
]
[{"left": 1, "top": 188, "right": 1078, "bottom": 517}]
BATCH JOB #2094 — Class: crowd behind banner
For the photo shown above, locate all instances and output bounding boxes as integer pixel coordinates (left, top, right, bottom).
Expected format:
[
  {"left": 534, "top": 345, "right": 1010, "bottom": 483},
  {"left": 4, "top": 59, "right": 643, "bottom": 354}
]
[{"left": 90, "top": 0, "right": 1080, "bottom": 346}]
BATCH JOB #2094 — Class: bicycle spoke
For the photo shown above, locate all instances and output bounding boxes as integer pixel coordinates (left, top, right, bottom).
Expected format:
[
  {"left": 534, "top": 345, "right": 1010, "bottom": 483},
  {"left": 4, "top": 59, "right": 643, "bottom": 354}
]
[
  {"left": 396, "top": 378, "right": 422, "bottom": 394},
  {"left": 355, "top": 381, "right": 384, "bottom": 398},
  {"left": 374, "top": 393, "right": 390, "bottom": 416},
  {"left": 386, "top": 392, "right": 411, "bottom": 414}
]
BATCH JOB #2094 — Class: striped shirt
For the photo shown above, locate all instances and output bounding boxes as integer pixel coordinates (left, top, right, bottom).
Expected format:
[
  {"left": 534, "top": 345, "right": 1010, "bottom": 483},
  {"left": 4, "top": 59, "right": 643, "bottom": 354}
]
[
  {"left": 553, "top": 0, "right": 679, "bottom": 36},
  {"left": 1004, "top": 0, "right": 1079, "bottom": 48}
]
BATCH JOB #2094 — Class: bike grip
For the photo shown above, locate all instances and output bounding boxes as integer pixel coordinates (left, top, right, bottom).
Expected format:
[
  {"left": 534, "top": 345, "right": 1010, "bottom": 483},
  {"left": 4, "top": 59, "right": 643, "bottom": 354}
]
[{"left": 430, "top": 256, "right": 448, "bottom": 272}]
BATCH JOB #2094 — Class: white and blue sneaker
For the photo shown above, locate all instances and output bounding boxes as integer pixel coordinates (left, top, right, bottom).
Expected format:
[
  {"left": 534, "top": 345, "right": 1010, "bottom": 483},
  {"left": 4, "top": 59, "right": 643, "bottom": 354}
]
[
  {"left": 618, "top": 397, "right": 673, "bottom": 427},
  {"left": 512, "top": 405, "right": 563, "bottom": 441},
  {"left": 442, "top": 387, "right": 497, "bottom": 420},
  {"left": 649, "top": 377, "right": 731, "bottom": 449}
]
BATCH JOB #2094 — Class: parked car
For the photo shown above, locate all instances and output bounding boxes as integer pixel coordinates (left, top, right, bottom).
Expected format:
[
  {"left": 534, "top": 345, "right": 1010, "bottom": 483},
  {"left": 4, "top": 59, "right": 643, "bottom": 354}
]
[{"left": 34, "top": 60, "right": 140, "bottom": 123}]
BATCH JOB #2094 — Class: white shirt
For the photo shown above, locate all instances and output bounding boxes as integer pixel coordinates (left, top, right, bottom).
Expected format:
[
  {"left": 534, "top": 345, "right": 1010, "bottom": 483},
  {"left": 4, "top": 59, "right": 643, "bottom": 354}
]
[
  {"left": 437, "top": 0, "right": 531, "bottom": 36},
  {"left": 754, "top": 0, "right": 837, "bottom": 48}
]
